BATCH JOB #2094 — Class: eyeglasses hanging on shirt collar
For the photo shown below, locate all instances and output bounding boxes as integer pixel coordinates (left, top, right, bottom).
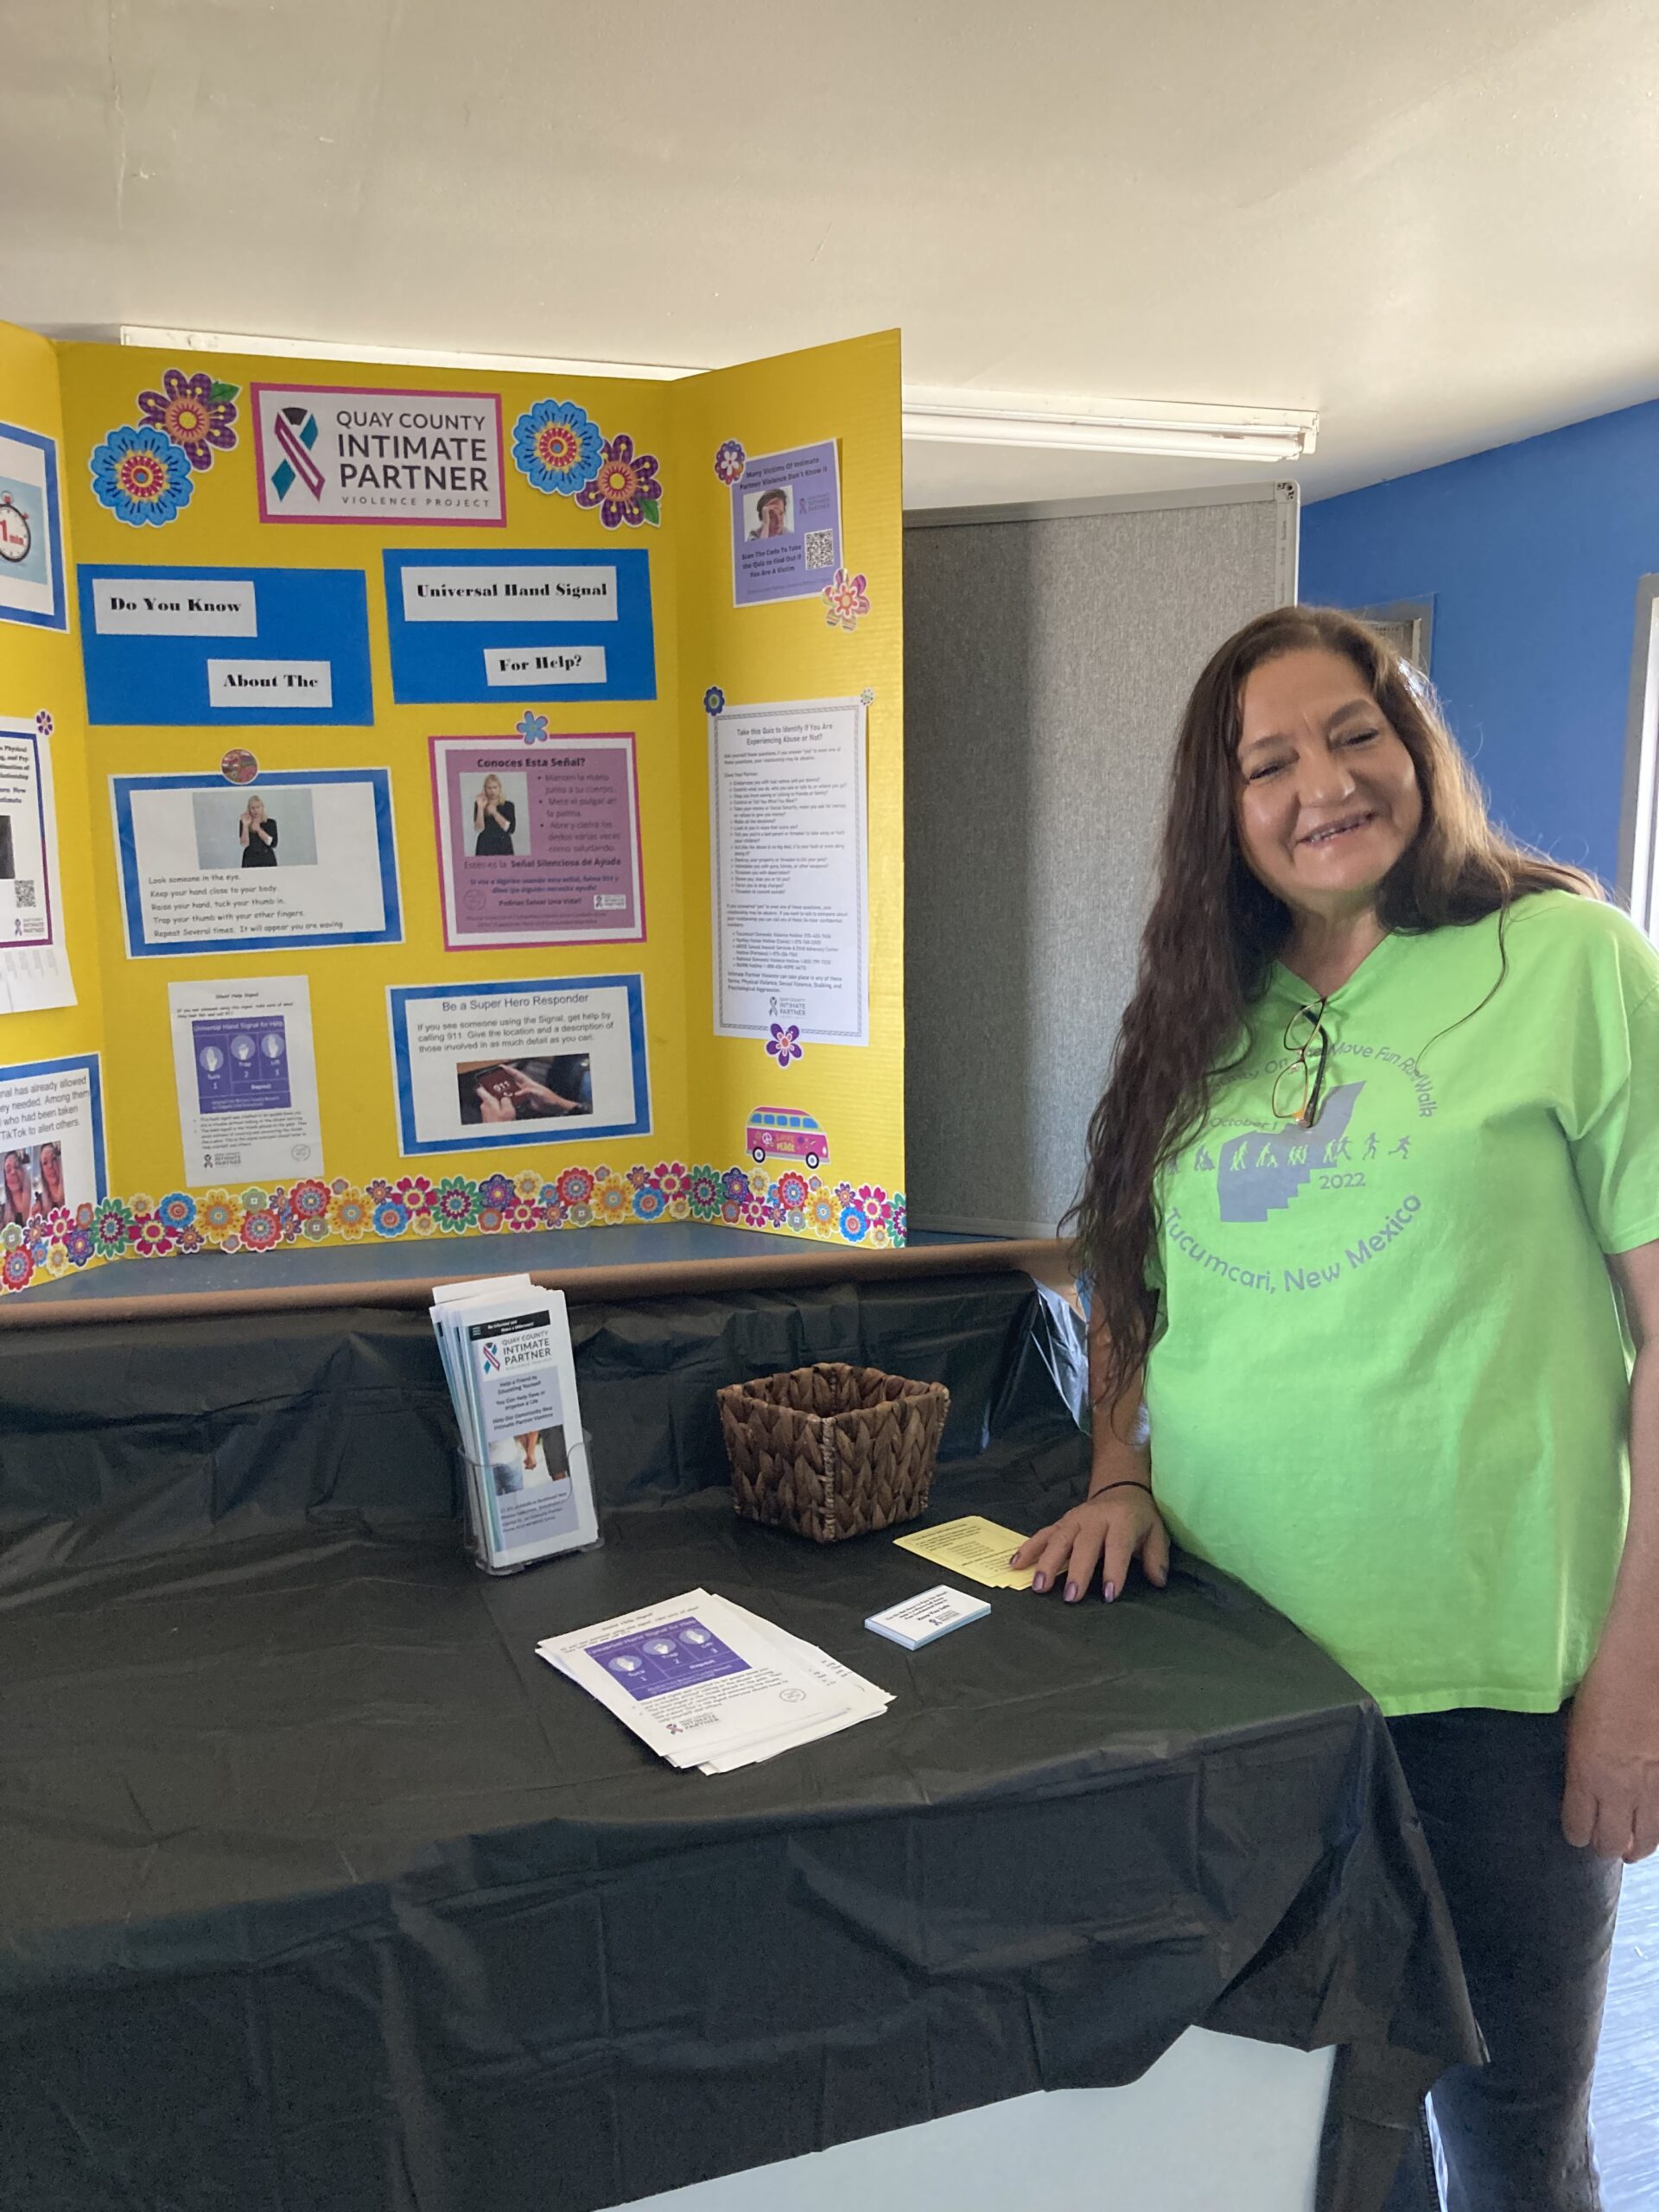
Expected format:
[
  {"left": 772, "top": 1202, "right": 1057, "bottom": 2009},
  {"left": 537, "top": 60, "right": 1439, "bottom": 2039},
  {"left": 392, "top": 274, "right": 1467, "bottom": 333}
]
[{"left": 1272, "top": 999, "right": 1332, "bottom": 1128}]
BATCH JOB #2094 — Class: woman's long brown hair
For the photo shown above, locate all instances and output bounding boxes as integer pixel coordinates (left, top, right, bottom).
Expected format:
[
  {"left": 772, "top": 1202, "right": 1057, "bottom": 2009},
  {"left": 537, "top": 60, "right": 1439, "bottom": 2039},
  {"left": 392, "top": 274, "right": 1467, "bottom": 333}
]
[{"left": 1069, "top": 605, "right": 1599, "bottom": 1419}]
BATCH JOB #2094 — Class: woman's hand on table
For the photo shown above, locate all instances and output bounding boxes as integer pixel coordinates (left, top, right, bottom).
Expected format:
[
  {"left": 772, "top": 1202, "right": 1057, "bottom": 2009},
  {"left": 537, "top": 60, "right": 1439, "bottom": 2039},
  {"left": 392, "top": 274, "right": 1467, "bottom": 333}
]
[{"left": 1011, "top": 1487, "right": 1169, "bottom": 1605}]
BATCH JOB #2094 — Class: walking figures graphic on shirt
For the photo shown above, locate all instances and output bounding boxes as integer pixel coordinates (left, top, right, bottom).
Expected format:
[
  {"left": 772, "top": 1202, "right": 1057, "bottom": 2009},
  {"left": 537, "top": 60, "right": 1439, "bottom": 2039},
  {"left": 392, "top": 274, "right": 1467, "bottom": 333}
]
[
  {"left": 1165, "top": 1035, "right": 1440, "bottom": 1297},
  {"left": 1216, "top": 1081, "right": 1364, "bottom": 1222}
]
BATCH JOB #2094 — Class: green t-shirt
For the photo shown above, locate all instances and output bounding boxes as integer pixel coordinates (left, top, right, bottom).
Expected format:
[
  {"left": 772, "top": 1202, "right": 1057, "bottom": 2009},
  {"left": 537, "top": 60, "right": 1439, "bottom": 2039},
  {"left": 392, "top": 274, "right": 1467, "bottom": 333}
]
[{"left": 1146, "top": 890, "right": 1659, "bottom": 1717}]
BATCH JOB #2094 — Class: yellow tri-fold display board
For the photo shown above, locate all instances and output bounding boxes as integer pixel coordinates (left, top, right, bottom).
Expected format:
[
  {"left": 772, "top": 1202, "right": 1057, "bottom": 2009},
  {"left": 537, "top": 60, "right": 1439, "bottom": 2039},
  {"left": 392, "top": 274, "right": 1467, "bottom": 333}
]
[{"left": 0, "top": 321, "right": 904, "bottom": 1293}]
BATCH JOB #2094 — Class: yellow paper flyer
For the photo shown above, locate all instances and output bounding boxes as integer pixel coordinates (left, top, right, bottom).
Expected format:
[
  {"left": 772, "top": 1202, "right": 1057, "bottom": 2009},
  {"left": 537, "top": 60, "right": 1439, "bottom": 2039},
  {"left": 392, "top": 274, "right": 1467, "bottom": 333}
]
[{"left": 893, "top": 1516, "right": 1035, "bottom": 1591}]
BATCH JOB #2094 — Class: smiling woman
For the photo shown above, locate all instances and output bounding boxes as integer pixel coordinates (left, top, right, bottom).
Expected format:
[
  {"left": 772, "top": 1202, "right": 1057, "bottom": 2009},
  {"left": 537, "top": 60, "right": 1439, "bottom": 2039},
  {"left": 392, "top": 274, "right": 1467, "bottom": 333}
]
[
  {"left": 1235, "top": 663, "right": 1424, "bottom": 942},
  {"left": 1071, "top": 607, "right": 1594, "bottom": 1378},
  {"left": 1014, "top": 605, "right": 1659, "bottom": 2209}
]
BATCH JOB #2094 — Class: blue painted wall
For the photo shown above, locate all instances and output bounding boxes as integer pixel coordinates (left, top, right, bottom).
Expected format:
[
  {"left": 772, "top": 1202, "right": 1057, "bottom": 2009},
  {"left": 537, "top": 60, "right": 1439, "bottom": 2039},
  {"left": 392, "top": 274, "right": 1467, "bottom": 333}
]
[{"left": 1300, "top": 398, "right": 1659, "bottom": 886}]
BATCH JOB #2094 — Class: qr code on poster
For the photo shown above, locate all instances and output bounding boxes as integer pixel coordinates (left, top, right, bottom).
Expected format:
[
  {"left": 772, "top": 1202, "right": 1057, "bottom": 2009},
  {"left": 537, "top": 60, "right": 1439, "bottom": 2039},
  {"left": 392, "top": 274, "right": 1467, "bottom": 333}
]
[
  {"left": 12, "top": 880, "right": 35, "bottom": 910},
  {"left": 804, "top": 528, "right": 835, "bottom": 571}
]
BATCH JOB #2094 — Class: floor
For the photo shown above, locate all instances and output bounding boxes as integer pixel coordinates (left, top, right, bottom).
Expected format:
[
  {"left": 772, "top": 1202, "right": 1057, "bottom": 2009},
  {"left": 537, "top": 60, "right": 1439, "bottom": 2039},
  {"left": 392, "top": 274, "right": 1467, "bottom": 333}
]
[{"left": 1595, "top": 1849, "right": 1659, "bottom": 2206}]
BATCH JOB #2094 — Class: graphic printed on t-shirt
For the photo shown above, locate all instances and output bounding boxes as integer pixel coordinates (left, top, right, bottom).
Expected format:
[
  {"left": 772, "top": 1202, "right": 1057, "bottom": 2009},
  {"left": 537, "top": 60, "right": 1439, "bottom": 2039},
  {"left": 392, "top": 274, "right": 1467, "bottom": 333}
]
[{"left": 1164, "top": 1033, "right": 1437, "bottom": 1296}]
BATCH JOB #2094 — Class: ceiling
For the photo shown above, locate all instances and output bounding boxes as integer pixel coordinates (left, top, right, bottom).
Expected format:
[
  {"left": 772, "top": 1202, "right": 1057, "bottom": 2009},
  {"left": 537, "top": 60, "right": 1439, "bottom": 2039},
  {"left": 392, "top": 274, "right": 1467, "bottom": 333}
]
[{"left": 5, "top": 0, "right": 1658, "bottom": 507}]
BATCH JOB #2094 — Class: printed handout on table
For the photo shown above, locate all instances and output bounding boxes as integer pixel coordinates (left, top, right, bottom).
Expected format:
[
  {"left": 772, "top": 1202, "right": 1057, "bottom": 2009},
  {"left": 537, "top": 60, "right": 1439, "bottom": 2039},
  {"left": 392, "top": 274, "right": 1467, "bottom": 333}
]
[
  {"left": 710, "top": 697, "right": 868, "bottom": 1045},
  {"left": 252, "top": 385, "right": 505, "bottom": 525},
  {"left": 430, "top": 735, "right": 643, "bottom": 950},
  {"left": 892, "top": 1516, "right": 1036, "bottom": 1592},
  {"left": 0, "top": 421, "right": 67, "bottom": 632},
  {"left": 537, "top": 1589, "right": 892, "bottom": 1771},
  {"left": 730, "top": 440, "right": 842, "bottom": 607},
  {"left": 111, "top": 769, "right": 402, "bottom": 957},
  {"left": 387, "top": 973, "right": 651, "bottom": 1155},
  {"left": 384, "top": 549, "right": 656, "bottom": 703},
  {"left": 0, "top": 716, "right": 73, "bottom": 1013},
  {"left": 77, "top": 566, "right": 373, "bottom": 726},
  {"left": 0, "top": 1052, "right": 105, "bottom": 1225},
  {"left": 168, "top": 976, "right": 323, "bottom": 1185}
]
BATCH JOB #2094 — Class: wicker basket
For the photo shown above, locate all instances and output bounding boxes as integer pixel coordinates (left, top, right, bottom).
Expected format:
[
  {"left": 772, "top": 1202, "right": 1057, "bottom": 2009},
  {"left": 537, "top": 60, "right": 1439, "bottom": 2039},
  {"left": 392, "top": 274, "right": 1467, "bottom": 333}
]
[{"left": 717, "top": 1362, "right": 950, "bottom": 1544}]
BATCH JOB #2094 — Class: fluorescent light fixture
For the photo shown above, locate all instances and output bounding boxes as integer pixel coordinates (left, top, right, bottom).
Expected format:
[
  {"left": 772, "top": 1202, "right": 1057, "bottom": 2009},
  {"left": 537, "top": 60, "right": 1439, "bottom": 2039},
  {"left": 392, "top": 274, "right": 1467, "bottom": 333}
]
[
  {"left": 899, "top": 397, "right": 1318, "bottom": 462},
  {"left": 119, "top": 327, "right": 694, "bottom": 382},
  {"left": 119, "top": 331, "right": 1317, "bottom": 461}
]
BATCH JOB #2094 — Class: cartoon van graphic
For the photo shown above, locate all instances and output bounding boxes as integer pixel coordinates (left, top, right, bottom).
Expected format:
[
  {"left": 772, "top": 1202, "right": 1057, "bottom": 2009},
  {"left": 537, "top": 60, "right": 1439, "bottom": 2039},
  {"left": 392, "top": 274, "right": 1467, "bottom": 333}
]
[{"left": 746, "top": 1108, "right": 830, "bottom": 1170}]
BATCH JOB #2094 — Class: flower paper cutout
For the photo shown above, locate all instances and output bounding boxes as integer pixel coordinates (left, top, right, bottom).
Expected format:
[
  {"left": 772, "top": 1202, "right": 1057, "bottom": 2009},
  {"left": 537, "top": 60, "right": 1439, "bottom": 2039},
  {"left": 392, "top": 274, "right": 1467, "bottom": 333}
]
[
  {"left": 35, "top": 710, "right": 53, "bottom": 736},
  {"left": 241, "top": 1209, "right": 281, "bottom": 1252},
  {"left": 137, "top": 368, "right": 239, "bottom": 470},
  {"left": 766, "top": 1022, "right": 804, "bottom": 1068},
  {"left": 91, "top": 425, "right": 196, "bottom": 528},
  {"left": 576, "top": 433, "right": 663, "bottom": 529},
  {"left": 512, "top": 397, "right": 604, "bottom": 495},
  {"left": 714, "top": 439, "right": 747, "bottom": 485},
  {"left": 434, "top": 1177, "right": 480, "bottom": 1232},
  {"left": 703, "top": 686, "right": 725, "bottom": 716},
  {"left": 821, "top": 567, "right": 870, "bottom": 632},
  {"left": 91, "top": 1198, "right": 133, "bottom": 1256},
  {"left": 517, "top": 709, "right": 550, "bottom": 743}
]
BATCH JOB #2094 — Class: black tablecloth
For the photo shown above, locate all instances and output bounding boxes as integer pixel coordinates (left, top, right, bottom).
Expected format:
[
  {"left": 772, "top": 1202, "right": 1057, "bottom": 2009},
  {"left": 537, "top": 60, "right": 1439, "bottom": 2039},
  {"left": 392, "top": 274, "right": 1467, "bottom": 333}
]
[{"left": 0, "top": 1272, "right": 1478, "bottom": 2212}]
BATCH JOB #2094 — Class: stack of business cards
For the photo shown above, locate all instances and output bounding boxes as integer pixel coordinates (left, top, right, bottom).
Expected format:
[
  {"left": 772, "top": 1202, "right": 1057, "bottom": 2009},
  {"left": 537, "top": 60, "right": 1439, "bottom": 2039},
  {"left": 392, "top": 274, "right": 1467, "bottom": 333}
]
[
  {"left": 865, "top": 1584, "right": 992, "bottom": 1649},
  {"left": 537, "top": 1589, "right": 892, "bottom": 1773},
  {"left": 893, "top": 1515, "right": 1035, "bottom": 1590}
]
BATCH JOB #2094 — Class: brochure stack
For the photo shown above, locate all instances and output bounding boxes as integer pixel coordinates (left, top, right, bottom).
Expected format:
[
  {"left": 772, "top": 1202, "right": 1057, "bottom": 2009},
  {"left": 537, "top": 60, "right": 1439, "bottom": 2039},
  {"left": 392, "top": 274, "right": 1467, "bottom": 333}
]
[{"left": 429, "top": 1273, "right": 600, "bottom": 1573}]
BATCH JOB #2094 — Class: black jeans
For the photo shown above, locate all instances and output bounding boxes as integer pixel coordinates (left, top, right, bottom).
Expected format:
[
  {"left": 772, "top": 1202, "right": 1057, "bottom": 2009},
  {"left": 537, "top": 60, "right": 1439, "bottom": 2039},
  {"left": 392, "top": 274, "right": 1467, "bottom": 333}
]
[{"left": 1382, "top": 1707, "right": 1624, "bottom": 2212}]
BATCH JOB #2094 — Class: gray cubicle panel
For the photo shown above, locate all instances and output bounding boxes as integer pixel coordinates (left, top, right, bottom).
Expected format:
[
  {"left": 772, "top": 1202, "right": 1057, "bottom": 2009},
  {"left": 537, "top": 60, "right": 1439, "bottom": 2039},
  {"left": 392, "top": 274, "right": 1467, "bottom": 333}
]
[{"left": 903, "top": 481, "right": 1298, "bottom": 1238}]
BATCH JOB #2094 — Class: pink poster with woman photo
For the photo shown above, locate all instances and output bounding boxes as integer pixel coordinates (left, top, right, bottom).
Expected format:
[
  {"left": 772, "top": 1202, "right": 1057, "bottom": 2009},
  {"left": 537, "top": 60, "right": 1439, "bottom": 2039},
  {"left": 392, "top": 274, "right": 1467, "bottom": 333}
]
[{"left": 429, "top": 734, "right": 644, "bottom": 951}]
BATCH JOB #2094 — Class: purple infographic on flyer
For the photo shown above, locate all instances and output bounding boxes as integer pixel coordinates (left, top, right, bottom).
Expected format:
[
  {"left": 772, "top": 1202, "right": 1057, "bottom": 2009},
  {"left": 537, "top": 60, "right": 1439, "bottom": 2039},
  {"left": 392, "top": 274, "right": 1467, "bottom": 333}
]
[
  {"left": 729, "top": 440, "right": 842, "bottom": 607},
  {"left": 429, "top": 734, "right": 645, "bottom": 950},
  {"left": 192, "top": 1015, "right": 291, "bottom": 1113},
  {"left": 586, "top": 1616, "right": 749, "bottom": 1702}
]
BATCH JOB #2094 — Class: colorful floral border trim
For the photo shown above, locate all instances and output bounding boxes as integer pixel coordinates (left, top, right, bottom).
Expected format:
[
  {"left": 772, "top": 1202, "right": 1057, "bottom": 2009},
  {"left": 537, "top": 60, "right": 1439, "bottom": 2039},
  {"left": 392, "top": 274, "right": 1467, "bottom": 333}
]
[{"left": 0, "top": 1165, "right": 906, "bottom": 1294}]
